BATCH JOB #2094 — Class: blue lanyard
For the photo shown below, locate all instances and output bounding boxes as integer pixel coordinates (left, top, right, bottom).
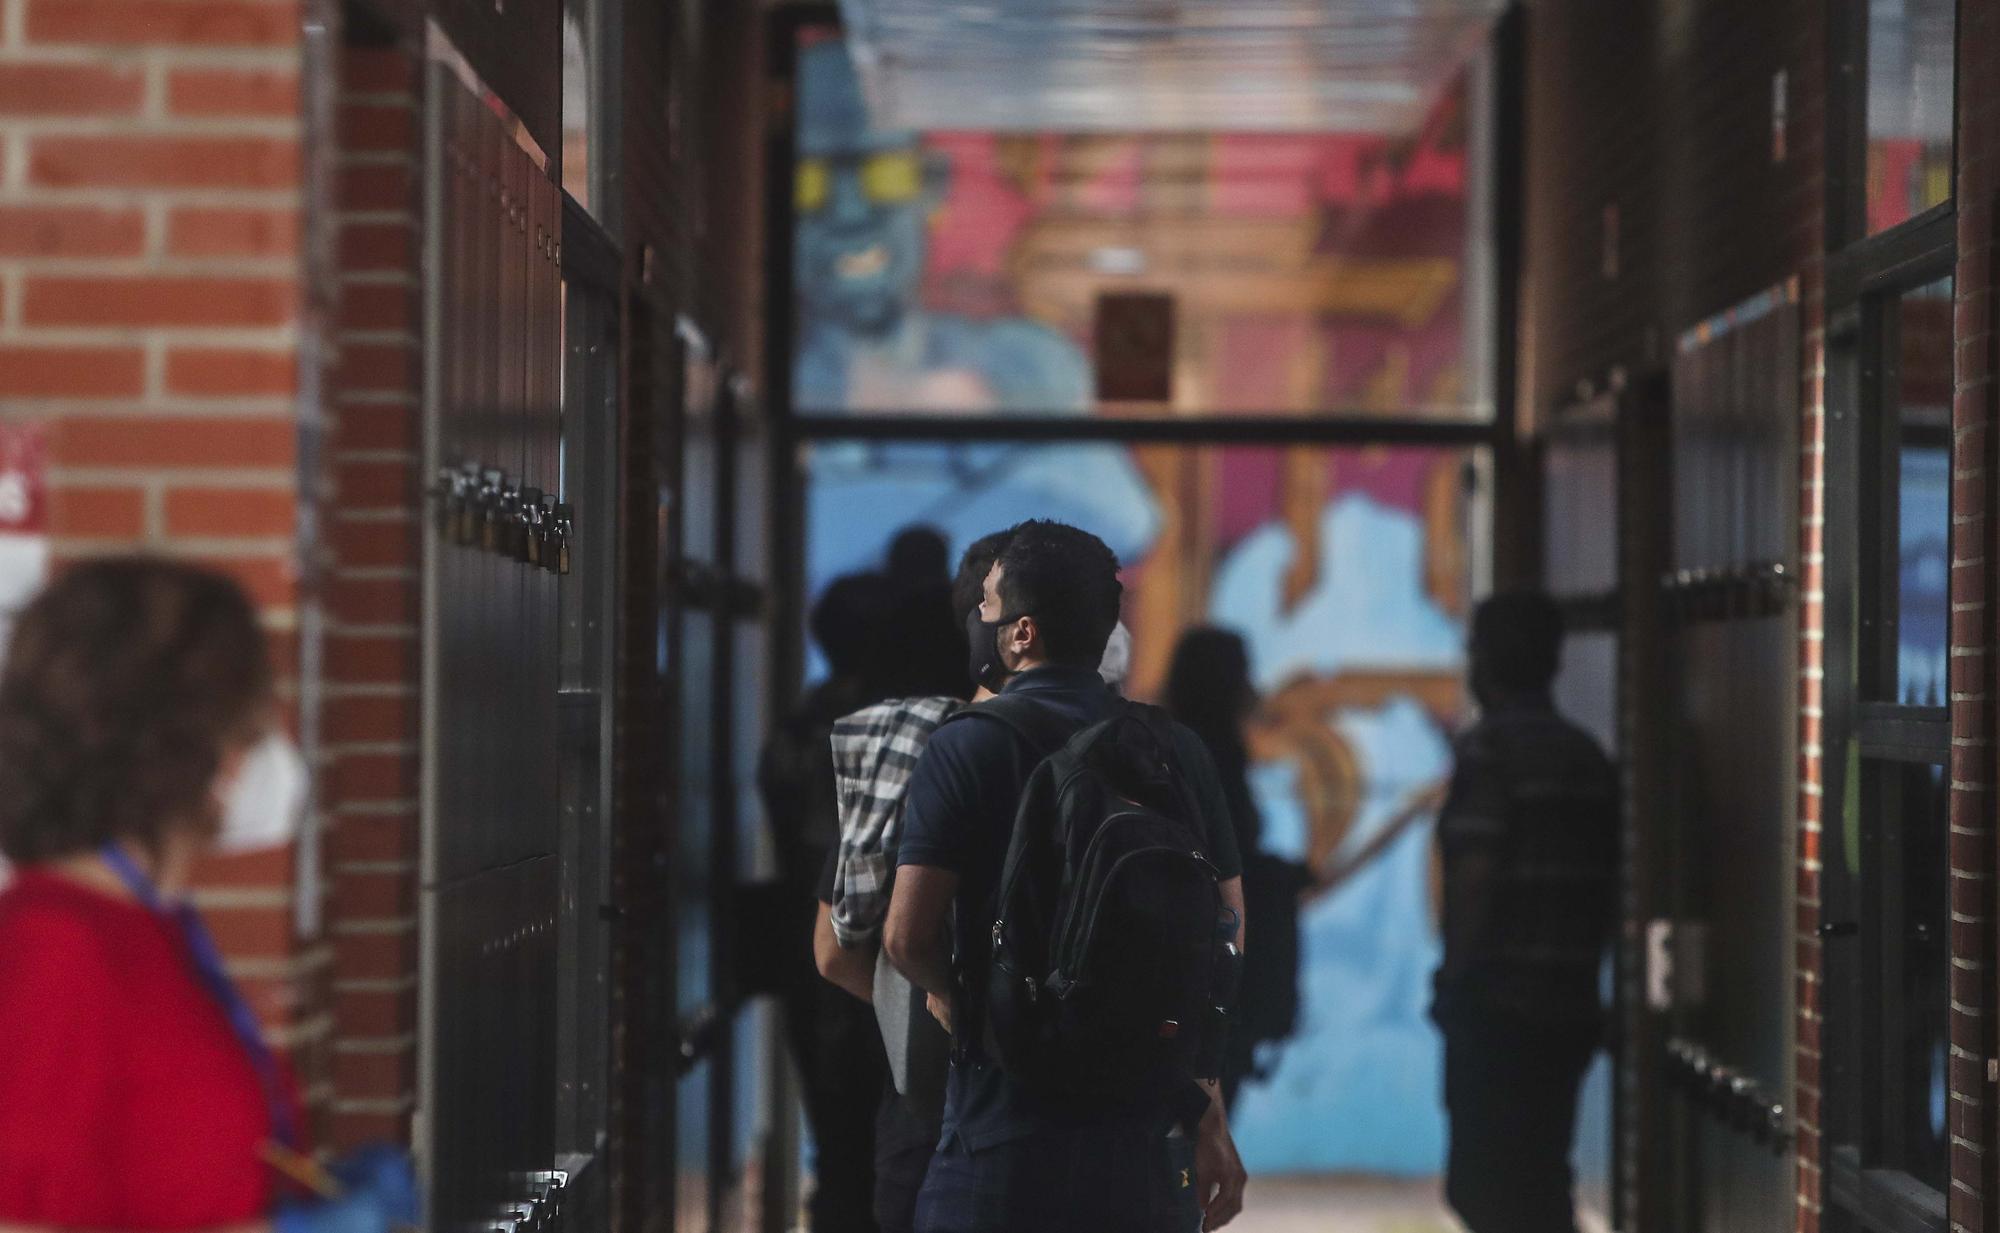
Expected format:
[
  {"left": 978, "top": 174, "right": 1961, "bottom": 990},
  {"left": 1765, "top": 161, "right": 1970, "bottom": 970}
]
[{"left": 100, "top": 845, "right": 300, "bottom": 1151}]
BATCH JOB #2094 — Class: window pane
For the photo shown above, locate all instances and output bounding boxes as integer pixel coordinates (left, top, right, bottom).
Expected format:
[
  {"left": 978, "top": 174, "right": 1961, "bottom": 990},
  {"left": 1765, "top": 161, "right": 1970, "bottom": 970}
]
[
  {"left": 805, "top": 439, "right": 1492, "bottom": 1173},
  {"left": 1866, "top": 0, "right": 1955, "bottom": 235},
  {"left": 791, "top": 31, "right": 1491, "bottom": 420},
  {"left": 1895, "top": 277, "right": 1952, "bottom": 705}
]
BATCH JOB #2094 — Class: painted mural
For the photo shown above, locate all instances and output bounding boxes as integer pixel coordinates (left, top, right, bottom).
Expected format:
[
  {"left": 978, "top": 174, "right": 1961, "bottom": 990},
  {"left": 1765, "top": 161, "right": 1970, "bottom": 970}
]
[
  {"left": 790, "top": 31, "right": 1483, "bottom": 421},
  {"left": 791, "top": 33, "right": 1590, "bottom": 1180}
]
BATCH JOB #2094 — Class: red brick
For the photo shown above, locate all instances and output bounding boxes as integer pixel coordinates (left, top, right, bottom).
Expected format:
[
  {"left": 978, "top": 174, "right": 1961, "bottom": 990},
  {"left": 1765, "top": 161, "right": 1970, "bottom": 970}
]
[
  {"left": 192, "top": 845, "right": 295, "bottom": 890},
  {"left": 334, "top": 344, "right": 415, "bottom": 394},
  {"left": 336, "top": 165, "right": 413, "bottom": 213},
  {"left": 327, "top": 458, "right": 412, "bottom": 511},
  {"left": 25, "top": 276, "right": 296, "bottom": 328},
  {"left": 329, "top": 519, "right": 415, "bottom": 569},
  {"left": 30, "top": 136, "right": 299, "bottom": 190},
  {"left": 326, "top": 751, "right": 416, "bottom": 802},
  {"left": 168, "top": 67, "right": 298, "bottom": 117},
  {"left": 337, "top": 103, "right": 414, "bottom": 155},
  {"left": 198, "top": 903, "right": 293, "bottom": 960},
  {"left": 332, "top": 869, "right": 412, "bottom": 918},
  {"left": 328, "top": 1111, "right": 408, "bottom": 1151},
  {"left": 332, "top": 1047, "right": 413, "bottom": 1097},
  {"left": 340, "top": 49, "right": 415, "bottom": 96},
  {"left": 332, "top": 403, "right": 417, "bottom": 452},
  {"left": 165, "top": 486, "right": 294, "bottom": 537},
  {"left": 166, "top": 348, "right": 297, "bottom": 398},
  {"left": 235, "top": 973, "right": 307, "bottom": 1032},
  {"left": 325, "top": 575, "right": 414, "bottom": 625},
  {"left": 326, "top": 630, "right": 415, "bottom": 685},
  {"left": 0, "top": 63, "right": 144, "bottom": 117},
  {"left": 0, "top": 205, "right": 144, "bottom": 259},
  {"left": 331, "top": 931, "right": 414, "bottom": 982},
  {"left": 336, "top": 284, "right": 415, "bottom": 334},
  {"left": 27, "top": 0, "right": 303, "bottom": 47},
  {"left": 47, "top": 485, "right": 145, "bottom": 539},
  {"left": 53, "top": 416, "right": 295, "bottom": 468},
  {"left": 168, "top": 207, "right": 300, "bottom": 259},
  {"left": 332, "top": 987, "right": 412, "bottom": 1037},
  {"left": 0, "top": 345, "right": 144, "bottom": 398},
  {"left": 324, "top": 694, "right": 415, "bottom": 745},
  {"left": 327, "top": 813, "right": 416, "bottom": 863},
  {"left": 338, "top": 222, "right": 412, "bottom": 273}
]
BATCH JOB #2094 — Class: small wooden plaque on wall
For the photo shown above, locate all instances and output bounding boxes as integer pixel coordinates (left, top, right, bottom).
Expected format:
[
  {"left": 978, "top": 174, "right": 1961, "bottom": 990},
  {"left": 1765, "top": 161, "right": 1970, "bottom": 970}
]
[{"left": 1094, "top": 292, "right": 1175, "bottom": 404}]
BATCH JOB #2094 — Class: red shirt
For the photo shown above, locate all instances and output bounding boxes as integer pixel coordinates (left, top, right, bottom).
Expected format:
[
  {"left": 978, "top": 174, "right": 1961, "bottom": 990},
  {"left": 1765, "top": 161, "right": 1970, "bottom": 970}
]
[{"left": 0, "top": 869, "right": 296, "bottom": 1229}]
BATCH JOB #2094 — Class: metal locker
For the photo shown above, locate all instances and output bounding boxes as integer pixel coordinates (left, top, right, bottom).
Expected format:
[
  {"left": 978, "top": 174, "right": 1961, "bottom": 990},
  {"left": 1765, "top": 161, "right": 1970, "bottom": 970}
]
[
  {"left": 1659, "top": 283, "right": 1801, "bottom": 1230},
  {"left": 422, "top": 53, "right": 571, "bottom": 1233}
]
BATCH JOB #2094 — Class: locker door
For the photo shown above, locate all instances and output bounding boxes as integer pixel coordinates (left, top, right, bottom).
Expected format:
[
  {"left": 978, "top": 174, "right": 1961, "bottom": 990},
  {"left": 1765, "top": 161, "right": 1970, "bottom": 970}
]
[
  {"left": 1659, "top": 284, "right": 1800, "bottom": 1230},
  {"left": 421, "top": 57, "right": 566, "bottom": 1232}
]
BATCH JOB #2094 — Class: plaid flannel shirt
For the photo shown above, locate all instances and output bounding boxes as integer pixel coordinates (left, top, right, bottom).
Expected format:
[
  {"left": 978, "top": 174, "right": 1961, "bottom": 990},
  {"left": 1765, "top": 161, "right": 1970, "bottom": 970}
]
[{"left": 828, "top": 694, "right": 963, "bottom": 948}]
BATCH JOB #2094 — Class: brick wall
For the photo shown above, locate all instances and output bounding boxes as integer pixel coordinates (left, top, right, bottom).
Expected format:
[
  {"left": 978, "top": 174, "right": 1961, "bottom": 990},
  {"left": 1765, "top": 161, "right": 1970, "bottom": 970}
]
[
  {"left": 0, "top": 0, "right": 326, "bottom": 1096},
  {"left": 1951, "top": 2, "right": 2000, "bottom": 1229},
  {"left": 320, "top": 39, "right": 421, "bottom": 1150}
]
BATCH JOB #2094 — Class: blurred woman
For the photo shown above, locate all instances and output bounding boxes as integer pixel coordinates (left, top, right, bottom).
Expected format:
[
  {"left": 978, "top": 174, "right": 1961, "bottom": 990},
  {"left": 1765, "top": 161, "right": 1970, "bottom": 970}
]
[
  {"left": 0, "top": 559, "right": 416, "bottom": 1233},
  {"left": 1164, "top": 626, "right": 1311, "bottom": 1111}
]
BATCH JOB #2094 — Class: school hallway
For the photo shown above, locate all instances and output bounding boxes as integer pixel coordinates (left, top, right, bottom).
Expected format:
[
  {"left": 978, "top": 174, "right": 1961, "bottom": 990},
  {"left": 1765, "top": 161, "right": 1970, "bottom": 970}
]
[{"left": 3, "top": 0, "right": 1997, "bottom": 1230}]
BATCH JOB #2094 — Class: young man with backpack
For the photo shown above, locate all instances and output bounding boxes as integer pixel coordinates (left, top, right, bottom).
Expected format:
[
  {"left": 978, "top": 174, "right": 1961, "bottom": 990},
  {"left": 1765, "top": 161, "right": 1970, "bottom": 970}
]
[{"left": 884, "top": 521, "right": 1249, "bottom": 1233}]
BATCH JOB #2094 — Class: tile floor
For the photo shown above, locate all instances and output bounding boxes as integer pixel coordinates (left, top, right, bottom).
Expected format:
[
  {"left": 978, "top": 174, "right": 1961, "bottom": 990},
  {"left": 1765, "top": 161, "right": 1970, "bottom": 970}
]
[{"left": 1232, "top": 1176, "right": 1613, "bottom": 1233}]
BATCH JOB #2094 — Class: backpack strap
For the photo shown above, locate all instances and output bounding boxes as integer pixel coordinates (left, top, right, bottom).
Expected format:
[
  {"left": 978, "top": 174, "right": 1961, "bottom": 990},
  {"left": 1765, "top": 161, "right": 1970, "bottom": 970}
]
[{"left": 944, "top": 693, "right": 1079, "bottom": 759}]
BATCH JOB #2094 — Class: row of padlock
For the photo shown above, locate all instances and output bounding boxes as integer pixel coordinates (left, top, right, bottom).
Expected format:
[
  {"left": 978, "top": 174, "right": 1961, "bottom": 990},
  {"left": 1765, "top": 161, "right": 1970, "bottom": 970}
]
[
  {"left": 1658, "top": 561, "right": 1794, "bottom": 624},
  {"left": 474, "top": 1169, "right": 569, "bottom": 1233},
  {"left": 1663, "top": 1036, "right": 1790, "bottom": 1153},
  {"left": 434, "top": 462, "right": 573, "bottom": 575}
]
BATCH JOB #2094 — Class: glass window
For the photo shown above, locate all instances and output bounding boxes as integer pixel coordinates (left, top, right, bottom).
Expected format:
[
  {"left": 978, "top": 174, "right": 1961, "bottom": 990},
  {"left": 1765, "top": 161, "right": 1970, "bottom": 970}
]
[
  {"left": 1828, "top": 268, "right": 1955, "bottom": 1228},
  {"left": 562, "top": 7, "right": 592, "bottom": 210},
  {"left": 803, "top": 438, "right": 1485, "bottom": 1172},
  {"left": 790, "top": 31, "right": 1491, "bottom": 421},
  {"left": 1865, "top": 0, "right": 1955, "bottom": 235},
  {"left": 1890, "top": 277, "right": 1952, "bottom": 705}
]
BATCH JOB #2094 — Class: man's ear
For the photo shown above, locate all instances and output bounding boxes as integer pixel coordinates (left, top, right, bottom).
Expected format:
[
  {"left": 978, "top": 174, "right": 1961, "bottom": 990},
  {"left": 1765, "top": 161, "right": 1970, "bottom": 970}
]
[{"left": 1009, "top": 614, "right": 1040, "bottom": 658}]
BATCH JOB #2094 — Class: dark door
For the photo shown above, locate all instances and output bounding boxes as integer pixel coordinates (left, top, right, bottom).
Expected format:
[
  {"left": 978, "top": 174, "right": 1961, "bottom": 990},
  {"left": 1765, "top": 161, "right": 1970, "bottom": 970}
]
[{"left": 1659, "top": 284, "right": 1800, "bottom": 1230}]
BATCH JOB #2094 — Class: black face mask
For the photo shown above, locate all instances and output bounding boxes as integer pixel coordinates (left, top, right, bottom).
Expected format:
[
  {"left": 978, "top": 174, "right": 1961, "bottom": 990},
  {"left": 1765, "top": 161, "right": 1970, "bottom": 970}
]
[{"left": 966, "top": 606, "right": 1016, "bottom": 693}]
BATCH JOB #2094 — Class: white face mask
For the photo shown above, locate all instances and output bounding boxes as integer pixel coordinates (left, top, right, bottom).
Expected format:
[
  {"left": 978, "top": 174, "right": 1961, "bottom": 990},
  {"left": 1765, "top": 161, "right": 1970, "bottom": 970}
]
[{"left": 216, "top": 733, "right": 309, "bottom": 854}]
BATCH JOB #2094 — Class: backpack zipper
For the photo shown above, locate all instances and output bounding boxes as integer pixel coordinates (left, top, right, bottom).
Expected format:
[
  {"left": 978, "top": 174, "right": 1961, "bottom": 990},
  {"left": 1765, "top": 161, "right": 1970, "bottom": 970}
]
[{"left": 1047, "top": 845, "right": 1219, "bottom": 998}]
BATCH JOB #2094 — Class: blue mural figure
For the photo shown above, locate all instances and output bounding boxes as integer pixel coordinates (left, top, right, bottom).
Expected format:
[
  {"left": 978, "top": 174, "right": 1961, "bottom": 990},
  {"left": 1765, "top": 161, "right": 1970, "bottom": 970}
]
[
  {"left": 1899, "top": 448, "right": 1950, "bottom": 705},
  {"left": 793, "top": 40, "right": 1089, "bottom": 415},
  {"left": 1210, "top": 494, "right": 1462, "bottom": 1174},
  {"left": 793, "top": 41, "right": 1160, "bottom": 645}
]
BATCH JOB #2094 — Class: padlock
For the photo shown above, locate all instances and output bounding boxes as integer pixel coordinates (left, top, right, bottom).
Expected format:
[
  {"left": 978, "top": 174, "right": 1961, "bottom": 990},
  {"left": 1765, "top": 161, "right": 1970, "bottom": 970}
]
[
  {"left": 553, "top": 503, "right": 574, "bottom": 576},
  {"left": 481, "top": 472, "right": 509, "bottom": 553},
  {"left": 536, "top": 493, "right": 557, "bottom": 570},
  {"left": 520, "top": 486, "right": 544, "bottom": 566},
  {"left": 456, "top": 462, "right": 485, "bottom": 546}
]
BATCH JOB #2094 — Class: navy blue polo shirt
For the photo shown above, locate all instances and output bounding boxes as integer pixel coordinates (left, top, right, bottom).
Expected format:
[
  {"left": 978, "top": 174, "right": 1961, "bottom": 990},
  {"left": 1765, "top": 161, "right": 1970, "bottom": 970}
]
[{"left": 898, "top": 664, "right": 1242, "bottom": 1150}]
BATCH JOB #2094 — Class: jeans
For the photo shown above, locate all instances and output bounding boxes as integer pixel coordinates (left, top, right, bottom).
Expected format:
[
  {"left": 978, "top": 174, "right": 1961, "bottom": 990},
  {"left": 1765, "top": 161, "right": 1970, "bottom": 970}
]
[
  {"left": 785, "top": 960, "right": 890, "bottom": 1233},
  {"left": 914, "top": 1121, "right": 1199, "bottom": 1233},
  {"left": 1442, "top": 1015, "right": 1598, "bottom": 1233}
]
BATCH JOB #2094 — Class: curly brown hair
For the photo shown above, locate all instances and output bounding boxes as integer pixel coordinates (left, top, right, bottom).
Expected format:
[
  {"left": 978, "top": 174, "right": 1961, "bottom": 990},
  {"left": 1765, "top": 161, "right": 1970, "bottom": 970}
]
[{"left": 0, "top": 558, "right": 275, "bottom": 864}]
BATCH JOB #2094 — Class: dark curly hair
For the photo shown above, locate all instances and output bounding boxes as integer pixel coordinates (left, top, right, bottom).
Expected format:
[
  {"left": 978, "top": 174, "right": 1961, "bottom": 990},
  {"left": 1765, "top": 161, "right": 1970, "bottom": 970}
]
[{"left": 0, "top": 558, "right": 274, "bottom": 864}]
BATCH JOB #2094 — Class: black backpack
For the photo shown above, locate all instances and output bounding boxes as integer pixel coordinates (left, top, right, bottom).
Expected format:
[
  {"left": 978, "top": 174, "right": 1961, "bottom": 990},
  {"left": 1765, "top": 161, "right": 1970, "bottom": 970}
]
[{"left": 951, "top": 696, "right": 1237, "bottom": 1103}]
